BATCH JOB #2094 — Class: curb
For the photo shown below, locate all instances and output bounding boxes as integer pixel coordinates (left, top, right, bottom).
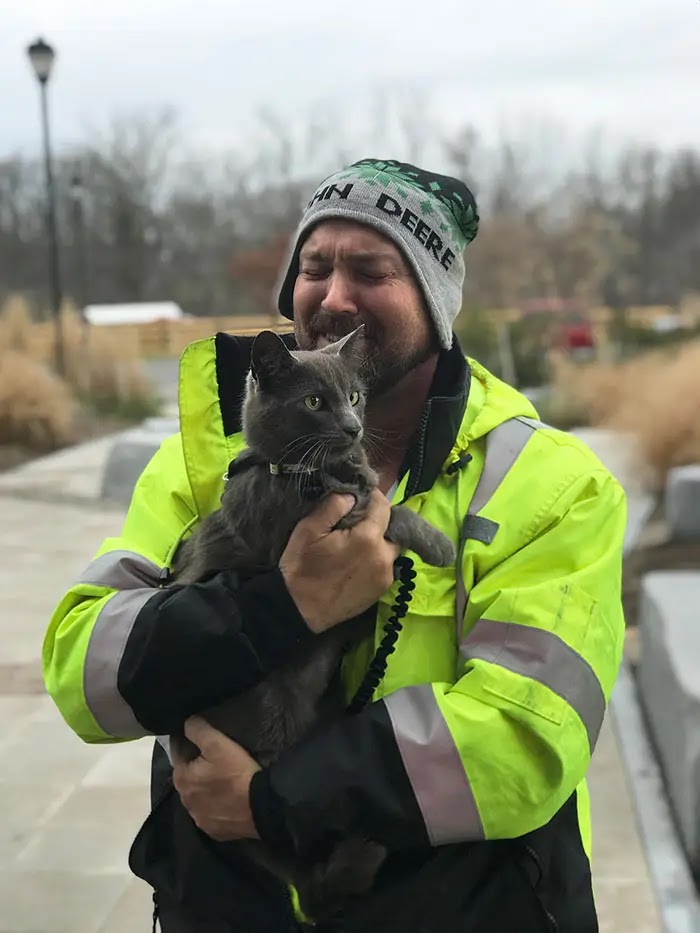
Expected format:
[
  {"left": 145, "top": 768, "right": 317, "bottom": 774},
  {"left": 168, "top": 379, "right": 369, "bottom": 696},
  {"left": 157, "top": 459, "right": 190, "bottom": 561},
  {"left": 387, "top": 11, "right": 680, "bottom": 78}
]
[
  {"left": 0, "top": 418, "right": 177, "bottom": 508},
  {"left": 610, "top": 664, "right": 700, "bottom": 932},
  {"left": 613, "top": 491, "right": 700, "bottom": 932},
  {"left": 576, "top": 424, "right": 700, "bottom": 931}
]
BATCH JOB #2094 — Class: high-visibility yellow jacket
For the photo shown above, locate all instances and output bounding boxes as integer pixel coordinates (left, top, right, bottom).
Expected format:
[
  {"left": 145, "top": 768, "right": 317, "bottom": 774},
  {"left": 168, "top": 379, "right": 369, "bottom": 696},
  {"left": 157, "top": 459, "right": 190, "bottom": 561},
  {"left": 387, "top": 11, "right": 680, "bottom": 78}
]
[{"left": 42, "top": 333, "right": 626, "bottom": 913}]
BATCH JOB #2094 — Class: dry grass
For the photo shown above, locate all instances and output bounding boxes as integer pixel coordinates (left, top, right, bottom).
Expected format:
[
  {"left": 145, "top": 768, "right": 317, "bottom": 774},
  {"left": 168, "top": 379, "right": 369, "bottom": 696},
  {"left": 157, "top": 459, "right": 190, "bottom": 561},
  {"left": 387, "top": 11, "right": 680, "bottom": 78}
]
[
  {"left": 57, "top": 304, "right": 159, "bottom": 419},
  {"left": 0, "top": 294, "right": 159, "bottom": 455},
  {"left": 552, "top": 341, "right": 700, "bottom": 484},
  {"left": 0, "top": 294, "right": 34, "bottom": 353},
  {"left": 0, "top": 351, "right": 77, "bottom": 450}
]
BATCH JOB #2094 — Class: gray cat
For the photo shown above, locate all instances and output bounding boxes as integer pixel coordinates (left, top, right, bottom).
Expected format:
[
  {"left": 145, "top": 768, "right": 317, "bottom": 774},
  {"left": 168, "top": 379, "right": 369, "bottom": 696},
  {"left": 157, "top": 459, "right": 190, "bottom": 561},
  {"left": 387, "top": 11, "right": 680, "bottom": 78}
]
[{"left": 169, "top": 326, "right": 455, "bottom": 921}]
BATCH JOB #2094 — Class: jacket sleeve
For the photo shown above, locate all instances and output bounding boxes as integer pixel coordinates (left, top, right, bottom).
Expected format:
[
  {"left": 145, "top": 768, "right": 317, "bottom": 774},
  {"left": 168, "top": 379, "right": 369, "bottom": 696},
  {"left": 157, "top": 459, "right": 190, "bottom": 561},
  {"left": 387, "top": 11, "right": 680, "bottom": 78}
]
[
  {"left": 250, "top": 467, "right": 626, "bottom": 859},
  {"left": 42, "top": 433, "right": 314, "bottom": 743}
]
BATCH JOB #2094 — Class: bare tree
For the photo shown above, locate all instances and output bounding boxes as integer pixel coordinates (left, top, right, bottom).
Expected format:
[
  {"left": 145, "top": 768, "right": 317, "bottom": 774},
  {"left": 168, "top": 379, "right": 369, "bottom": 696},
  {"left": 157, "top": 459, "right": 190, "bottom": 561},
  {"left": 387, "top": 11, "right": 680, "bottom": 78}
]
[{"left": 2, "top": 102, "right": 700, "bottom": 326}]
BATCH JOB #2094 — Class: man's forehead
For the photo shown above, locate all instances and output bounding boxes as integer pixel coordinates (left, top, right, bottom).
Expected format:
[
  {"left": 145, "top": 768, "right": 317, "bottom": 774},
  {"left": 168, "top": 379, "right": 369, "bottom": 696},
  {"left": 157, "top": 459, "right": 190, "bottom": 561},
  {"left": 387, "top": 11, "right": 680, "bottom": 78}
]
[{"left": 300, "top": 221, "right": 404, "bottom": 262}]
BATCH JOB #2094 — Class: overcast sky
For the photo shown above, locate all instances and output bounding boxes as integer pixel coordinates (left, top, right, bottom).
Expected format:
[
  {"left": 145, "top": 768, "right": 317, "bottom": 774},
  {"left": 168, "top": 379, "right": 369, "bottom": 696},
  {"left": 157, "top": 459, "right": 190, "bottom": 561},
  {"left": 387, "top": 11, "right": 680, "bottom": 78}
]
[{"left": 3, "top": 0, "right": 699, "bottom": 171}]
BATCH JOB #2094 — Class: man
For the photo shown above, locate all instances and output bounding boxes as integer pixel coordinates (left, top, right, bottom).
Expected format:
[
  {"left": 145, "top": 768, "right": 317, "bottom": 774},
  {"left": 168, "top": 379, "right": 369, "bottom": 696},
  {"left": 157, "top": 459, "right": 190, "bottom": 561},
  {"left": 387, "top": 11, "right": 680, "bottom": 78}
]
[{"left": 43, "top": 158, "right": 626, "bottom": 932}]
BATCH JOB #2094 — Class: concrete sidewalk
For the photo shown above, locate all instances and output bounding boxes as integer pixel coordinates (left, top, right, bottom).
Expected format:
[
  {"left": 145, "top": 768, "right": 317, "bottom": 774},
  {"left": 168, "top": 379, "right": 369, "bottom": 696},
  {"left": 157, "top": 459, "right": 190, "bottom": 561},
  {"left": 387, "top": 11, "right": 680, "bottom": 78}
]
[{"left": 0, "top": 432, "right": 664, "bottom": 931}]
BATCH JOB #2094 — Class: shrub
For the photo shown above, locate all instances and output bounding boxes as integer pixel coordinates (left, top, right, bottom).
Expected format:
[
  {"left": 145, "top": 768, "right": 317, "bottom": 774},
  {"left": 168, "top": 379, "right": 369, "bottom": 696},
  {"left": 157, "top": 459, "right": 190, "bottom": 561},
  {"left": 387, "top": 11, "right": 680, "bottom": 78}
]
[
  {"left": 0, "top": 296, "right": 161, "bottom": 457},
  {"left": 0, "top": 350, "right": 76, "bottom": 450},
  {"left": 551, "top": 342, "right": 700, "bottom": 484}
]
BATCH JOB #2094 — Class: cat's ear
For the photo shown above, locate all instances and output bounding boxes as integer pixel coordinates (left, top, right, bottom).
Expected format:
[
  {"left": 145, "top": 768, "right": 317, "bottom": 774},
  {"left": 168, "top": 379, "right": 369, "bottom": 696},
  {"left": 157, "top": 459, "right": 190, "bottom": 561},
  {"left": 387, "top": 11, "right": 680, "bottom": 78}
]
[
  {"left": 251, "top": 331, "right": 295, "bottom": 385},
  {"left": 322, "top": 325, "right": 365, "bottom": 365}
]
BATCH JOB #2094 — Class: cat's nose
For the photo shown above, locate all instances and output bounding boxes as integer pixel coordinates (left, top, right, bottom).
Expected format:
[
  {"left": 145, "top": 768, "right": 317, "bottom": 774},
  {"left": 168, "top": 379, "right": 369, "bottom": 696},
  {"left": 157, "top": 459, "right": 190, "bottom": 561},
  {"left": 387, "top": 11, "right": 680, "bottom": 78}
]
[{"left": 344, "top": 424, "right": 361, "bottom": 439}]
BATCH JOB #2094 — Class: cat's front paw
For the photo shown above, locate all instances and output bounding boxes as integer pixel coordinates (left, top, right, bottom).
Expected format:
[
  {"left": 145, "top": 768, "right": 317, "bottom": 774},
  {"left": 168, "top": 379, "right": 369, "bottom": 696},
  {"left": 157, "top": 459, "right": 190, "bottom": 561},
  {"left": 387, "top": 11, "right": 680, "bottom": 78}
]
[{"left": 420, "top": 532, "right": 456, "bottom": 568}]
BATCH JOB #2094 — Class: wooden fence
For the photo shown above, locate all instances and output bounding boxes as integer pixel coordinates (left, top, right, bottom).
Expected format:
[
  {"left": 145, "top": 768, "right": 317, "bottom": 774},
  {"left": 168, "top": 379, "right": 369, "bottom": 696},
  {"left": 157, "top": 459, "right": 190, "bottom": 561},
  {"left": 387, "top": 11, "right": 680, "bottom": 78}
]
[
  {"left": 24, "top": 314, "right": 294, "bottom": 363},
  {"left": 20, "top": 304, "right": 699, "bottom": 364}
]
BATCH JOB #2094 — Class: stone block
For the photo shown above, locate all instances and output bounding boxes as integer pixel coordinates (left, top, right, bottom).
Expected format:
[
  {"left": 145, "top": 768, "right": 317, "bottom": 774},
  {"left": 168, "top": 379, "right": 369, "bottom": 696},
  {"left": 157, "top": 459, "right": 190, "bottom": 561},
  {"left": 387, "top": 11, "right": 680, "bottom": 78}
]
[
  {"left": 100, "top": 418, "right": 178, "bottom": 505},
  {"left": 665, "top": 464, "right": 700, "bottom": 540},
  {"left": 636, "top": 571, "right": 700, "bottom": 872}
]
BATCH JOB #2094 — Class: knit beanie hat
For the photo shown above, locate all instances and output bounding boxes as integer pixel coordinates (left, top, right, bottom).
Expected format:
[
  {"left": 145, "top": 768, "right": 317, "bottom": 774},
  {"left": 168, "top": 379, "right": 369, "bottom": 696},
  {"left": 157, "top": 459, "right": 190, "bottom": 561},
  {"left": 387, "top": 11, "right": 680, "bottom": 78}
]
[{"left": 277, "top": 158, "right": 479, "bottom": 349}]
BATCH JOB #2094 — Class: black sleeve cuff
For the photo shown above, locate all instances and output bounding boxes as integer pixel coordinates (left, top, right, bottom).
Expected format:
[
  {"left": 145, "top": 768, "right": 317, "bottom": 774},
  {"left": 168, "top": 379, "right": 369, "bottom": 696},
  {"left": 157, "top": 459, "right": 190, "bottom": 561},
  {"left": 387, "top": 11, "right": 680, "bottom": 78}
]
[
  {"left": 236, "top": 568, "right": 316, "bottom": 671},
  {"left": 248, "top": 700, "right": 430, "bottom": 862},
  {"left": 119, "top": 567, "right": 316, "bottom": 734},
  {"left": 249, "top": 767, "right": 297, "bottom": 858}
]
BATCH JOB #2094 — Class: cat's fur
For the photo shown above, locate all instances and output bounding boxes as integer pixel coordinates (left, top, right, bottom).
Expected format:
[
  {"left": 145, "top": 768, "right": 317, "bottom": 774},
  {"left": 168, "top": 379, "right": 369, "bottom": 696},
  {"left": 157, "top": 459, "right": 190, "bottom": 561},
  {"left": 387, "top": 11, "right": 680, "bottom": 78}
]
[{"left": 168, "top": 327, "right": 455, "bottom": 921}]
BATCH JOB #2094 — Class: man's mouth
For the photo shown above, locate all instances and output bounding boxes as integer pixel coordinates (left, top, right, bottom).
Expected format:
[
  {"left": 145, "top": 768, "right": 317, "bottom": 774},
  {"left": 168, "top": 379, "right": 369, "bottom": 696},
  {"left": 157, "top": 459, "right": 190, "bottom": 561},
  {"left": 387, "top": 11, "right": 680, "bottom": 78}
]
[
  {"left": 314, "top": 331, "right": 374, "bottom": 349},
  {"left": 316, "top": 334, "right": 344, "bottom": 348}
]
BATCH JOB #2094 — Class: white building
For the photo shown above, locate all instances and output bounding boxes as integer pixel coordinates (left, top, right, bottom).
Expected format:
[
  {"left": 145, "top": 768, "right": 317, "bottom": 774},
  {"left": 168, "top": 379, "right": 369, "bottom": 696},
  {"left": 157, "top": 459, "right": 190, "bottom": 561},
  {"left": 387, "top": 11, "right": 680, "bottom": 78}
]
[{"left": 83, "top": 302, "right": 185, "bottom": 326}]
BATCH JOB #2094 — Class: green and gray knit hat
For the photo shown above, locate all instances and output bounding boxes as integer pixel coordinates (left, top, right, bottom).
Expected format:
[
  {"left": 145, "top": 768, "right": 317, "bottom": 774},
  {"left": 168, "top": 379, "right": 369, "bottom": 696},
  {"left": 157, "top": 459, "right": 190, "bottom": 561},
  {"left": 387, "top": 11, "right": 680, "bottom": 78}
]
[{"left": 277, "top": 158, "right": 480, "bottom": 349}]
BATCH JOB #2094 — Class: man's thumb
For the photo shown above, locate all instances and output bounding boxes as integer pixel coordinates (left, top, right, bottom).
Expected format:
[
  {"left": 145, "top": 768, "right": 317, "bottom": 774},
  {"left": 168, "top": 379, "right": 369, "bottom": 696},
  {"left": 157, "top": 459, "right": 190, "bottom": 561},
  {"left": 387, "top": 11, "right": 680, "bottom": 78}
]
[
  {"left": 314, "top": 493, "right": 356, "bottom": 532},
  {"left": 183, "top": 716, "right": 223, "bottom": 759}
]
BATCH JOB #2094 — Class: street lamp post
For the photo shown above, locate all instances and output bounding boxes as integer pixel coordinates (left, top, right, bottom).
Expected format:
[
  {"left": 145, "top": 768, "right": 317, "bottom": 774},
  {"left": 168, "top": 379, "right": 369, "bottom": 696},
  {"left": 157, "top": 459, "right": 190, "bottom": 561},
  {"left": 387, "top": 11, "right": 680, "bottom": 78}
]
[
  {"left": 26, "top": 37, "right": 64, "bottom": 377},
  {"left": 70, "top": 172, "right": 89, "bottom": 316}
]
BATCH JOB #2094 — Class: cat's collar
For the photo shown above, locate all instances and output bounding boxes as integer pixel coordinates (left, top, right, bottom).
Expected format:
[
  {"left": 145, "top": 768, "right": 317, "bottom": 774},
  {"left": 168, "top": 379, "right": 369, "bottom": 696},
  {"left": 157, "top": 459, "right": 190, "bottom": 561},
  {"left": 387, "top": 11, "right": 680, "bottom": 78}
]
[
  {"left": 269, "top": 462, "right": 320, "bottom": 476},
  {"left": 223, "top": 454, "right": 320, "bottom": 484}
]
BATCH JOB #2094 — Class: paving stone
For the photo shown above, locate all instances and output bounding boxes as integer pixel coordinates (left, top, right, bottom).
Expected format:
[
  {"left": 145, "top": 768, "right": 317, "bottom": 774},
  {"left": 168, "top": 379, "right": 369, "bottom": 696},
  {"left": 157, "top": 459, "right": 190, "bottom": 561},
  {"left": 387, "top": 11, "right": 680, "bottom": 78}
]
[
  {"left": 665, "top": 463, "right": 700, "bottom": 540},
  {"left": 16, "top": 786, "right": 149, "bottom": 875},
  {"left": 82, "top": 738, "right": 154, "bottom": 789},
  {"left": 637, "top": 571, "right": 700, "bottom": 873},
  {"left": 0, "top": 870, "right": 127, "bottom": 933},
  {"left": 0, "top": 781, "right": 69, "bottom": 870},
  {"left": 0, "top": 696, "right": 47, "bottom": 742},
  {"left": 97, "top": 877, "right": 154, "bottom": 933},
  {"left": 0, "top": 706, "right": 106, "bottom": 786}
]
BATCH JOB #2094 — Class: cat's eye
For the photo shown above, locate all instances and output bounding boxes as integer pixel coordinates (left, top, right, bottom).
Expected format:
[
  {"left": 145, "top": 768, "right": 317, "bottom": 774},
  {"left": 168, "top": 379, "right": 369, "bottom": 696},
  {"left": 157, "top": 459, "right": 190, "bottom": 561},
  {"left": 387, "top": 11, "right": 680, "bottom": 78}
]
[
  {"left": 349, "top": 390, "right": 360, "bottom": 407},
  {"left": 304, "top": 395, "right": 323, "bottom": 410}
]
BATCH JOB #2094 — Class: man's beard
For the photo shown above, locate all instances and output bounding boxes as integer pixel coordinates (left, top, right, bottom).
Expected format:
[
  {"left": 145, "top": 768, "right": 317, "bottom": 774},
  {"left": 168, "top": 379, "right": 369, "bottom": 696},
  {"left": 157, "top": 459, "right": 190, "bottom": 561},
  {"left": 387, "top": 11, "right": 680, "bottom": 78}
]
[
  {"left": 295, "top": 312, "right": 434, "bottom": 397},
  {"left": 359, "top": 340, "right": 434, "bottom": 396}
]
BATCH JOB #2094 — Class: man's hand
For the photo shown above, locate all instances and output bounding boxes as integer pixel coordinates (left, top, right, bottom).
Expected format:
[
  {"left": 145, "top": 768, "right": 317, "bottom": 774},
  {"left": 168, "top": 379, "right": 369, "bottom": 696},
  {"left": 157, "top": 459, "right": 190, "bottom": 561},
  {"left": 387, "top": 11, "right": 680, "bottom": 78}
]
[
  {"left": 280, "top": 489, "right": 400, "bottom": 633},
  {"left": 172, "top": 716, "right": 261, "bottom": 842}
]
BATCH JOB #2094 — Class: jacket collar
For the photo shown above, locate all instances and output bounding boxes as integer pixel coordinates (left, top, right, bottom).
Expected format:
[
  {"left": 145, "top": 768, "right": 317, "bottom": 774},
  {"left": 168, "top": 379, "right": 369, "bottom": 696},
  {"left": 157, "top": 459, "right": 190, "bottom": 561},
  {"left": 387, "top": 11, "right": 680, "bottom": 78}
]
[{"left": 402, "top": 338, "right": 471, "bottom": 497}]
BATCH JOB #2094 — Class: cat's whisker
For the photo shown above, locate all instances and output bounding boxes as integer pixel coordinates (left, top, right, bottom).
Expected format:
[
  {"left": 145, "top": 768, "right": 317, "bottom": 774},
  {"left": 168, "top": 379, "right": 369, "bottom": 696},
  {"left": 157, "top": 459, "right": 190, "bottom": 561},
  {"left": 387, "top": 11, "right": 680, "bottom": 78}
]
[
  {"left": 361, "top": 435, "right": 383, "bottom": 461},
  {"left": 278, "top": 433, "right": 319, "bottom": 460},
  {"left": 296, "top": 439, "right": 324, "bottom": 498},
  {"left": 363, "top": 429, "right": 404, "bottom": 455},
  {"left": 363, "top": 424, "right": 401, "bottom": 441},
  {"left": 363, "top": 428, "right": 401, "bottom": 446},
  {"left": 317, "top": 441, "right": 333, "bottom": 495}
]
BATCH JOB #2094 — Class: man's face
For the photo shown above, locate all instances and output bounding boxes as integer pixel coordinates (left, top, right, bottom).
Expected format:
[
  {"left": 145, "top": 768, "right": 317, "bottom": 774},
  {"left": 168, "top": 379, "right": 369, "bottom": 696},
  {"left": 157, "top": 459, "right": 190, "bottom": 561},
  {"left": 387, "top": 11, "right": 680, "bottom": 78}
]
[{"left": 293, "top": 220, "right": 437, "bottom": 396}]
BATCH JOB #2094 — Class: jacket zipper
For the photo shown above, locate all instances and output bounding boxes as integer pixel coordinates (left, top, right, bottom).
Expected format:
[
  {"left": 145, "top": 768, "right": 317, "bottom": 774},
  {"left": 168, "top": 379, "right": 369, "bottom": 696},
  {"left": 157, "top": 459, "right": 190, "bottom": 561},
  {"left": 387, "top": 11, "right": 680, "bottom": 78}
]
[
  {"left": 404, "top": 401, "right": 432, "bottom": 500},
  {"left": 524, "top": 844, "right": 559, "bottom": 932}
]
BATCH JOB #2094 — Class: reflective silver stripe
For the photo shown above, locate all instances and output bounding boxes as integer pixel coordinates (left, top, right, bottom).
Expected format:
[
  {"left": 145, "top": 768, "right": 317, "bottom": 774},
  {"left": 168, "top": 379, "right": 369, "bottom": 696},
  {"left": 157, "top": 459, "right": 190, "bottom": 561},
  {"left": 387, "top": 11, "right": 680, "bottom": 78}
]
[
  {"left": 83, "top": 588, "right": 155, "bottom": 738},
  {"left": 456, "top": 418, "right": 538, "bottom": 633},
  {"left": 460, "top": 619, "right": 606, "bottom": 751},
  {"left": 384, "top": 683, "right": 484, "bottom": 845},
  {"left": 77, "top": 550, "right": 163, "bottom": 590},
  {"left": 516, "top": 416, "right": 552, "bottom": 431},
  {"left": 468, "top": 418, "right": 536, "bottom": 515}
]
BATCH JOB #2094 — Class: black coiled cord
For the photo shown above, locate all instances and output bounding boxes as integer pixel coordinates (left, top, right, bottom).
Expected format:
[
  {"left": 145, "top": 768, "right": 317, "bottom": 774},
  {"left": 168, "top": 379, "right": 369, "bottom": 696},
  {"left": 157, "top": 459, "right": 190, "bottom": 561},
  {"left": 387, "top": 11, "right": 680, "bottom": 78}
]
[{"left": 346, "top": 555, "right": 417, "bottom": 714}]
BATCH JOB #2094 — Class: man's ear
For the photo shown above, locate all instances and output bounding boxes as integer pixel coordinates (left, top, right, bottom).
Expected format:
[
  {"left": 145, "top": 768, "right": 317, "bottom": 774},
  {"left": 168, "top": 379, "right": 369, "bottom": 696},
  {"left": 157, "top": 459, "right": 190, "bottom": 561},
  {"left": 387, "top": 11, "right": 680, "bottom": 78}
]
[{"left": 251, "top": 330, "right": 296, "bottom": 385}]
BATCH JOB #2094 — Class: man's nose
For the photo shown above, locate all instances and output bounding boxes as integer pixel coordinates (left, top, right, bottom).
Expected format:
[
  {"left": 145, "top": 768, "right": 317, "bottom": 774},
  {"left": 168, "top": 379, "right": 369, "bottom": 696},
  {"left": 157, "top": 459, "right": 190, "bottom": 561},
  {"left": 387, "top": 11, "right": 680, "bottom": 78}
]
[{"left": 321, "top": 272, "right": 358, "bottom": 315}]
